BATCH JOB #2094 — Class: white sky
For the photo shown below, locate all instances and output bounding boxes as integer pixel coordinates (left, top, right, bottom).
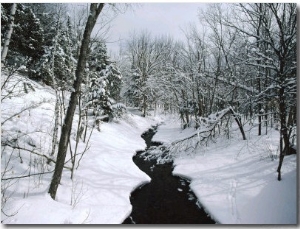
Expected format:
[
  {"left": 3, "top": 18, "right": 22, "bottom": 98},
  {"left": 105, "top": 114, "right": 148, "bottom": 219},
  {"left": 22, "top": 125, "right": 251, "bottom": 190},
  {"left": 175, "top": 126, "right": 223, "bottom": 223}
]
[{"left": 101, "top": 3, "right": 207, "bottom": 56}]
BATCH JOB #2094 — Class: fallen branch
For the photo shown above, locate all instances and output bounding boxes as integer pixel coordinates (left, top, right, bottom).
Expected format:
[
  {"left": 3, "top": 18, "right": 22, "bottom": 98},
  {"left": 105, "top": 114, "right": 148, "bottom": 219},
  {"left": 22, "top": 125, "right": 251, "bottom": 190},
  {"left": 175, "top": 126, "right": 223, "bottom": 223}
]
[{"left": 172, "top": 106, "right": 246, "bottom": 146}]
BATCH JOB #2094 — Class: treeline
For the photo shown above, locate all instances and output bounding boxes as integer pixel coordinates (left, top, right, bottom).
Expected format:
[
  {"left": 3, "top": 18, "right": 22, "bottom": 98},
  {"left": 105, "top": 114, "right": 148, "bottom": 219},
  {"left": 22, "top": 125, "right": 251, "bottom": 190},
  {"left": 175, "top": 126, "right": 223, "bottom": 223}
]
[
  {"left": 1, "top": 3, "right": 296, "bottom": 185},
  {"left": 121, "top": 4, "right": 296, "bottom": 131},
  {"left": 1, "top": 3, "right": 123, "bottom": 122},
  {"left": 120, "top": 4, "right": 296, "bottom": 174}
]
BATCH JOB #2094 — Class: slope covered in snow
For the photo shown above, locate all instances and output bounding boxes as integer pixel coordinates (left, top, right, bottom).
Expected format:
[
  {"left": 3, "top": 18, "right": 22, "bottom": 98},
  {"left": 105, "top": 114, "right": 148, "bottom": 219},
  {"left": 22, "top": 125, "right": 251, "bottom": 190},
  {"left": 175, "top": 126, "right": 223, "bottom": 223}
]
[
  {"left": 153, "top": 117, "right": 297, "bottom": 224},
  {"left": 1, "top": 72, "right": 161, "bottom": 224}
]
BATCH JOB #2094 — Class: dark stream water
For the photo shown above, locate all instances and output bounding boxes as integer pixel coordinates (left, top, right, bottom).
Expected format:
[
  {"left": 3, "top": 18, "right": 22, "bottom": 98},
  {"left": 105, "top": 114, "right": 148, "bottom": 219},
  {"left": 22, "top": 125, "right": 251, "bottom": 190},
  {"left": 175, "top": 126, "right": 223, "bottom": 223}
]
[{"left": 123, "top": 126, "right": 216, "bottom": 224}]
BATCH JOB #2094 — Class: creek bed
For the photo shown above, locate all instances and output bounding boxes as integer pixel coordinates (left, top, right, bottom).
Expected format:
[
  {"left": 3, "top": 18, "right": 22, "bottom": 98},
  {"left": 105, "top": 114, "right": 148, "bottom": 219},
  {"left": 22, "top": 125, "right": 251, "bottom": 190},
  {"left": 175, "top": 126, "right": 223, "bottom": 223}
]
[{"left": 123, "top": 126, "right": 215, "bottom": 224}]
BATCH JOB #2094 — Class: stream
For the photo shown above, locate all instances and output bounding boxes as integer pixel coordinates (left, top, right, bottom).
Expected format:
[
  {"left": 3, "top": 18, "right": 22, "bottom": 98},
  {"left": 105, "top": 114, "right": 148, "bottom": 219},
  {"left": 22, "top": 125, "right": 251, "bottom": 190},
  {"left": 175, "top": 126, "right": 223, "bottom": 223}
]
[{"left": 123, "top": 126, "right": 216, "bottom": 224}]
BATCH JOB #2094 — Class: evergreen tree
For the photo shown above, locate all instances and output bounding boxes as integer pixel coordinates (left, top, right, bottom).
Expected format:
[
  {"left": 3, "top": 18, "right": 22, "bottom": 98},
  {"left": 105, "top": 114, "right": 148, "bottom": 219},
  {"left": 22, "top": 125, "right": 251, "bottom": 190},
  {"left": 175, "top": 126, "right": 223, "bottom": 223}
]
[
  {"left": 105, "top": 59, "right": 122, "bottom": 102},
  {"left": 35, "top": 18, "right": 75, "bottom": 87},
  {"left": 84, "top": 41, "right": 122, "bottom": 122},
  {"left": 1, "top": 4, "right": 44, "bottom": 68},
  {"left": 123, "top": 68, "right": 142, "bottom": 108}
]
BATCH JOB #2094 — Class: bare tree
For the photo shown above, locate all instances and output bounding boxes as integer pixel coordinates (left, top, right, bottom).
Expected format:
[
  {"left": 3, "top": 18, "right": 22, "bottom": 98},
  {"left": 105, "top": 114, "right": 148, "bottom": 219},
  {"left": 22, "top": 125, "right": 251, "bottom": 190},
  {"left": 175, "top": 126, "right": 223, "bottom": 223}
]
[
  {"left": 124, "top": 31, "right": 171, "bottom": 117},
  {"left": 48, "top": 3, "right": 105, "bottom": 200},
  {"left": 225, "top": 3, "right": 296, "bottom": 180}
]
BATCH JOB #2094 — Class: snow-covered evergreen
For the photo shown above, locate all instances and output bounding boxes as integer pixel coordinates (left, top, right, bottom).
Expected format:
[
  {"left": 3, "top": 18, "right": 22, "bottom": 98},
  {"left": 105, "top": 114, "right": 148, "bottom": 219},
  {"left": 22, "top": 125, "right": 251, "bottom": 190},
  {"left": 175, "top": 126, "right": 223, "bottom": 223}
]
[
  {"left": 1, "top": 4, "right": 44, "bottom": 68},
  {"left": 84, "top": 41, "right": 123, "bottom": 123}
]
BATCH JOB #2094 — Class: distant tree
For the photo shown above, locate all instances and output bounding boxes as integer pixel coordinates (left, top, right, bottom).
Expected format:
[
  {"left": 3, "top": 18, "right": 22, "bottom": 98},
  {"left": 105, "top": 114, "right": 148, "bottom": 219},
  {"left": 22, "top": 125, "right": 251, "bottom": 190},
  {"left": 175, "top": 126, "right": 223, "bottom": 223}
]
[
  {"left": 35, "top": 17, "right": 75, "bottom": 87},
  {"left": 123, "top": 67, "right": 143, "bottom": 108},
  {"left": 124, "top": 31, "right": 171, "bottom": 116},
  {"left": 124, "top": 31, "right": 152, "bottom": 116},
  {"left": 26, "top": 3, "right": 69, "bottom": 47},
  {"left": 84, "top": 41, "right": 122, "bottom": 125}
]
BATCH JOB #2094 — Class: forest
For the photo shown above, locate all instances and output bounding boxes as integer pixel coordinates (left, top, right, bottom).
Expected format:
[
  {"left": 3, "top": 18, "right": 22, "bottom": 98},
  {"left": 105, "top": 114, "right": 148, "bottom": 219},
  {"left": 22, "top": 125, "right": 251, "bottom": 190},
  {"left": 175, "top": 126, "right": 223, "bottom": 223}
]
[{"left": 1, "top": 3, "right": 297, "bottom": 224}]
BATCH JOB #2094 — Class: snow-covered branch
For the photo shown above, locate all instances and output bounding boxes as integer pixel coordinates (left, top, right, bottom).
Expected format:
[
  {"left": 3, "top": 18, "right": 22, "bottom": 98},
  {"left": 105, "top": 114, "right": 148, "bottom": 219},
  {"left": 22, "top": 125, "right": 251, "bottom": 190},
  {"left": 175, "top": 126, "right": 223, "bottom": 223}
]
[{"left": 172, "top": 107, "right": 246, "bottom": 147}]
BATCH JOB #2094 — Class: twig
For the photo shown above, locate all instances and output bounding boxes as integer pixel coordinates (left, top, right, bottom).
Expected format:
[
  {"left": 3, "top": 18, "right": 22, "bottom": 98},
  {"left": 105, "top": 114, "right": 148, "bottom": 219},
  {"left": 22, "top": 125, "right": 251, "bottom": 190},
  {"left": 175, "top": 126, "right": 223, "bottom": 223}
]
[
  {"left": 1, "top": 101, "right": 45, "bottom": 126},
  {"left": 2, "top": 171, "right": 54, "bottom": 181},
  {"left": 4, "top": 143, "right": 72, "bottom": 170}
]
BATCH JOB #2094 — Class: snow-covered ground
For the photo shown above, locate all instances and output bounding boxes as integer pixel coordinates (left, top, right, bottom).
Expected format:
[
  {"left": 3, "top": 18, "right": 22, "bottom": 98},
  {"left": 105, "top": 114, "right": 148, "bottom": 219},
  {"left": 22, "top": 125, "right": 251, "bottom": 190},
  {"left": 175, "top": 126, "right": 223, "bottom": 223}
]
[
  {"left": 1, "top": 72, "right": 297, "bottom": 224},
  {"left": 1, "top": 72, "right": 161, "bottom": 224},
  {"left": 153, "top": 117, "right": 297, "bottom": 224}
]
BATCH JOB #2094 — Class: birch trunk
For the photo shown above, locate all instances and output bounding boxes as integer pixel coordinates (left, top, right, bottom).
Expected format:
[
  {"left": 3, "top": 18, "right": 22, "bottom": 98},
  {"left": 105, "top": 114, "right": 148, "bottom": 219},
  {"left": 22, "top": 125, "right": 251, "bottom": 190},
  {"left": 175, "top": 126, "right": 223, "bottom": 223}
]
[{"left": 1, "top": 3, "right": 17, "bottom": 65}]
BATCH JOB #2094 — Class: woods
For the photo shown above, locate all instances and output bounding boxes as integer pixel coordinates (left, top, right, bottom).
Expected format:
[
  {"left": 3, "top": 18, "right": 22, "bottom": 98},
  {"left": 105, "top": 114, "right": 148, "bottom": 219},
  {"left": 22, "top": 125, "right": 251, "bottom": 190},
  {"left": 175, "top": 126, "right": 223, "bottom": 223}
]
[
  {"left": 121, "top": 3, "right": 296, "bottom": 180},
  {"left": 1, "top": 3, "right": 297, "bottom": 224}
]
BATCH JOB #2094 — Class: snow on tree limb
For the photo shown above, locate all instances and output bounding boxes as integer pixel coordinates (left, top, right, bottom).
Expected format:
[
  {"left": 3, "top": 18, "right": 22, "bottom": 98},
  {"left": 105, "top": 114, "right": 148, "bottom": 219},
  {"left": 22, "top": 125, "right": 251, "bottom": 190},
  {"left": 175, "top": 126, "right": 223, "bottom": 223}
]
[{"left": 171, "top": 106, "right": 246, "bottom": 146}]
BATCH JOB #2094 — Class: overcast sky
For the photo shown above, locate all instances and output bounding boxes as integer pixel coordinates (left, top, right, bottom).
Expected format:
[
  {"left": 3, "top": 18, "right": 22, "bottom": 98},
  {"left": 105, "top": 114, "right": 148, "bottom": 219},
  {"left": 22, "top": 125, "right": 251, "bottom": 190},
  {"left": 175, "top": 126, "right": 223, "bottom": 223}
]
[{"left": 101, "top": 3, "right": 207, "bottom": 56}]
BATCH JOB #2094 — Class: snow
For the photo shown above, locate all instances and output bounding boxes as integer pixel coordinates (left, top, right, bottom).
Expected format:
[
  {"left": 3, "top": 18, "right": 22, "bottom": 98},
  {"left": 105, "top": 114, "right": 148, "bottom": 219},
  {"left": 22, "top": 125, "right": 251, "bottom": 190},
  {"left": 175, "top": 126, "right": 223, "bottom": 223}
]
[
  {"left": 2, "top": 111, "right": 160, "bottom": 224},
  {"left": 153, "top": 117, "right": 297, "bottom": 224},
  {"left": 1, "top": 72, "right": 161, "bottom": 224},
  {"left": 1, "top": 72, "right": 297, "bottom": 224}
]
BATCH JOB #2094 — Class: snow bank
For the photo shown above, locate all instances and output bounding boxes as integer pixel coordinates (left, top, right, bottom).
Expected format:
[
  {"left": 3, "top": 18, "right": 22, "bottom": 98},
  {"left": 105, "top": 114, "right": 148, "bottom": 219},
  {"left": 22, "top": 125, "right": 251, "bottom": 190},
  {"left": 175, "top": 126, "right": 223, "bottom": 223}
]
[
  {"left": 3, "top": 114, "right": 159, "bottom": 224},
  {"left": 1, "top": 72, "right": 161, "bottom": 224},
  {"left": 153, "top": 118, "right": 297, "bottom": 224}
]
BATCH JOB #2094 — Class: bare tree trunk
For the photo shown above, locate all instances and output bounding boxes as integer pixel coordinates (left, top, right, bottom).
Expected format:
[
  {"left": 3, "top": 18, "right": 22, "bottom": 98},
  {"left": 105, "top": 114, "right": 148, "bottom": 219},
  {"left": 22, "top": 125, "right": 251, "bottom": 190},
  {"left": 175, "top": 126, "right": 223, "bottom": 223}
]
[
  {"left": 229, "top": 108, "right": 246, "bottom": 140},
  {"left": 71, "top": 94, "right": 83, "bottom": 180},
  {"left": 51, "top": 95, "right": 60, "bottom": 156},
  {"left": 48, "top": 3, "right": 105, "bottom": 200},
  {"left": 254, "top": 3, "right": 264, "bottom": 136},
  {"left": 258, "top": 107, "right": 262, "bottom": 135},
  {"left": 83, "top": 109, "right": 88, "bottom": 142},
  {"left": 50, "top": 21, "right": 61, "bottom": 156},
  {"left": 142, "top": 94, "right": 147, "bottom": 117},
  {"left": 277, "top": 131, "right": 284, "bottom": 181},
  {"left": 277, "top": 87, "right": 289, "bottom": 181},
  {"left": 1, "top": 3, "right": 17, "bottom": 65}
]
